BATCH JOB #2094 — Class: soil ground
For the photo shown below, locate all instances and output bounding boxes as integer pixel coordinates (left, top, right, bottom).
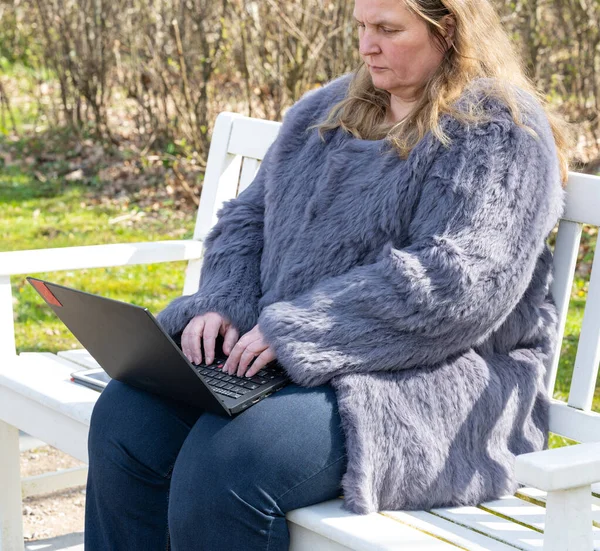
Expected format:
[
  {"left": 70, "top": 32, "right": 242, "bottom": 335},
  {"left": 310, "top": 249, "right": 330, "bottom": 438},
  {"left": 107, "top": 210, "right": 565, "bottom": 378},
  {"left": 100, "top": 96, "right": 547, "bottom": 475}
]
[{"left": 21, "top": 445, "right": 86, "bottom": 541}]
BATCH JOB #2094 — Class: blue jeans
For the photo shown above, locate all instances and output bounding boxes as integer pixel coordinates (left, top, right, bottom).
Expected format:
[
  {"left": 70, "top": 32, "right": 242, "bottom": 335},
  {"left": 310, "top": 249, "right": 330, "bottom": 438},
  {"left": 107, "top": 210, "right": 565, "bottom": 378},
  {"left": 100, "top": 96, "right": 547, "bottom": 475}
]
[{"left": 85, "top": 378, "right": 347, "bottom": 550}]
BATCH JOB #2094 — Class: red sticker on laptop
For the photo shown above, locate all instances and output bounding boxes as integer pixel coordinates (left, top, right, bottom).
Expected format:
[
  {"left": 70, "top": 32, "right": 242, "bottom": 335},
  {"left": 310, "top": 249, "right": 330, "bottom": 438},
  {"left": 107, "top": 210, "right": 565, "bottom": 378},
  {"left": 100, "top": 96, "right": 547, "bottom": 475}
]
[{"left": 30, "top": 280, "right": 63, "bottom": 307}]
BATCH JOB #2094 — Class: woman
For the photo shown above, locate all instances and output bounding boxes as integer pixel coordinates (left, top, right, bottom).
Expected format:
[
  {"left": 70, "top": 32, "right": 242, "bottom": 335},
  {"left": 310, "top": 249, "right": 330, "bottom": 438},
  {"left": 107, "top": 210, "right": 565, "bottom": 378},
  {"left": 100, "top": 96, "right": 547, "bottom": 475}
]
[{"left": 85, "top": 0, "right": 573, "bottom": 549}]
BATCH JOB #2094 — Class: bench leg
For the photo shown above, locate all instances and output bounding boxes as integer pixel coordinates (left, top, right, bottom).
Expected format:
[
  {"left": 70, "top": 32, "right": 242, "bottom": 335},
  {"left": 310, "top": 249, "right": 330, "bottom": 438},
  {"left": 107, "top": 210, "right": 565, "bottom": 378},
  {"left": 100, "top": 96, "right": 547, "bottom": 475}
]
[
  {"left": 543, "top": 485, "right": 593, "bottom": 551},
  {"left": 0, "top": 420, "right": 24, "bottom": 551}
]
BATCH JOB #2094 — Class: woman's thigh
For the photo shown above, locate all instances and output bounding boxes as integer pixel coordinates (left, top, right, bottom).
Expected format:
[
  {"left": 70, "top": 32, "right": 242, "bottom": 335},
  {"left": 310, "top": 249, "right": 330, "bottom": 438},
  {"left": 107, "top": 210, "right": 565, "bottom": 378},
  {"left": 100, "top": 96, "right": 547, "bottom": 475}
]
[
  {"left": 168, "top": 382, "right": 347, "bottom": 547},
  {"left": 88, "top": 378, "right": 204, "bottom": 477}
]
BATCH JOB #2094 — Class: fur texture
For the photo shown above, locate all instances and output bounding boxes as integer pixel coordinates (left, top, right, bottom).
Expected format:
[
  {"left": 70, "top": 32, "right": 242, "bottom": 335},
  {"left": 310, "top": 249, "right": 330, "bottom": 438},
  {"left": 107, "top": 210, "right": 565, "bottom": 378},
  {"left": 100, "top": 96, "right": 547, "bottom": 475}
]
[{"left": 157, "top": 73, "right": 566, "bottom": 514}]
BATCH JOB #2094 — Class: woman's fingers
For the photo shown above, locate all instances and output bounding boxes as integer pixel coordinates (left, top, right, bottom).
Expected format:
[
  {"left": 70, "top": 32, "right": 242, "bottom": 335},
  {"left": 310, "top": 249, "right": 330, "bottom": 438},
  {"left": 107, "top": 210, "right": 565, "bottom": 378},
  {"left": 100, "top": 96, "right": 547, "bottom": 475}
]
[
  {"left": 181, "top": 312, "right": 229, "bottom": 365},
  {"left": 244, "top": 349, "right": 276, "bottom": 378},
  {"left": 223, "top": 325, "right": 276, "bottom": 378},
  {"left": 202, "top": 315, "right": 222, "bottom": 365},
  {"left": 181, "top": 316, "right": 204, "bottom": 364},
  {"left": 223, "top": 330, "right": 259, "bottom": 374},
  {"left": 222, "top": 336, "right": 249, "bottom": 374},
  {"left": 222, "top": 324, "right": 239, "bottom": 356},
  {"left": 235, "top": 346, "right": 260, "bottom": 378}
]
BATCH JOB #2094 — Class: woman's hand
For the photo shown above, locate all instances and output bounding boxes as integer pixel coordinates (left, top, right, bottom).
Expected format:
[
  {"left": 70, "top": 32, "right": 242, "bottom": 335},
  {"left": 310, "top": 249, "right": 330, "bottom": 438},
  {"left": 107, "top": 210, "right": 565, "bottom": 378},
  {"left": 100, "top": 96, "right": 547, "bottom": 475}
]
[
  {"left": 222, "top": 324, "right": 276, "bottom": 378},
  {"left": 181, "top": 312, "right": 239, "bottom": 366}
]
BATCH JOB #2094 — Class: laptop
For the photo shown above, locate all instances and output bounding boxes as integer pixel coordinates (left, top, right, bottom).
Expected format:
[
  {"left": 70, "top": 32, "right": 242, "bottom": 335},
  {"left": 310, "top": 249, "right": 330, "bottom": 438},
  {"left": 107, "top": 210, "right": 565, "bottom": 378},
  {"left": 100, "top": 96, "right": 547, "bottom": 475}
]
[{"left": 26, "top": 277, "right": 290, "bottom": 417}]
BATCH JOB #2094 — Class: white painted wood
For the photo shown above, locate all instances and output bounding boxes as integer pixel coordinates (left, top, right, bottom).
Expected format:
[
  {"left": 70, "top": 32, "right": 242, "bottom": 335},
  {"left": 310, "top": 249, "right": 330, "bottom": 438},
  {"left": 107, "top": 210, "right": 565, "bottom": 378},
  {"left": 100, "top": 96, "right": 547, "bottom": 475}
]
[
  {"left": 0, "top": 240, "right": 204, "bottom": 277},
  {"left": 382, "top": 509, "right": 518, "bottom": 550},
  {"left": 515, "top": 442, "right": 600, "bottom": 491},
  {"left": 238, "top": 157, "right": 261, "bottom": 194},
  {"left": 57, "top": 349, "right": 100, "bottom": 370},
  {"left": 546, "top": 219, "right": 582, "bottom": 396},
  {"left": 227, "top": 116, "right": 281, "bottom": 160},
  {"left": 181, "top": 257, "right": 204, "bottom": 296},
  {"left": 568, "top": 238, "right": 600, "bottom": 411},
  {"left": 482, "top": 491, "right": 598, "bottom": 551},
  {"left": 516, "top": 486, "right": 600, "bottom": 527},
  {"left": 544, "top": 486, "right": 594, "bottom": 551},
  {"left": 423, "top": 503, "right": 543, "bottom": 551},
  {"left": 205, "top": 153, "right": 242, "bottom": 235},
  {"left": 0, "top": 419, "right": 24, "bottom": 551},
  {"left": 24, "top": 534, "right": 83, "bottom": 551},
  {"left": 21, "top": 466, "right": 88, "bottom": 499},
  {"left": 548, "top": 400, "right": 600, "bottom": 444},
  {"left": 286, "top": 499, "right": 461, "bottom": 550},
  {"left": 0, "top": 386, "right": 91, "bottom": 464},
  {"left": 0, "top": 275, "right": 17, "bottom": 358},
  {"left": 0, "top": 354, "right": 96, "bottom": 462},
  {"left": 191, "top": 112, "right": 244, "bottom": 243},
  {"left": 427, "top": 495, "right": 599, "bottom": 551},
  {"left": 289, "top": 524, "right": 355, "bottom": 551},
  {"left": 479, "top": 494, "right": 550, "bottom": 530},
  {"left": 562, "top": 172, "right": 600, "bottom": 227}
]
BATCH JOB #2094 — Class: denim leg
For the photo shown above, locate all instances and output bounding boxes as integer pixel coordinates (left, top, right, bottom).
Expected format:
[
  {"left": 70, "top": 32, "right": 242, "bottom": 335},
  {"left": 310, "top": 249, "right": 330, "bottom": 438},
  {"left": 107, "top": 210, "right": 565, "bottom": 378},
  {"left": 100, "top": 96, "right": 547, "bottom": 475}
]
[
  {"left": 85, "top": 379, "right": 203, "bottom": 551},
  {"left": 168, "top": 382, "right": 347, "bottom": 551}
]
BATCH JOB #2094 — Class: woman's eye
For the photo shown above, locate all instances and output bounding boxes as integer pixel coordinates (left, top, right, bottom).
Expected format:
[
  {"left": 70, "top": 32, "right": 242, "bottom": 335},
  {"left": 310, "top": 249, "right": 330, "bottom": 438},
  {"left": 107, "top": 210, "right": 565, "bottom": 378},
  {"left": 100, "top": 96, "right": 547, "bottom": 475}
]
[{"left": 355, "top": 22, "right": 397, "bottom": 34}]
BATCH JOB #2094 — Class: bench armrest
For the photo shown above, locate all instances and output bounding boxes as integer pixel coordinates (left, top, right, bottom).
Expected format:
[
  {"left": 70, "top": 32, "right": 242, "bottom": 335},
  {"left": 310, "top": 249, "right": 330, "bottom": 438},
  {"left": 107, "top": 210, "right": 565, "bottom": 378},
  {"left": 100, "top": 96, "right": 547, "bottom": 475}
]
[
  {"left": 0, "top": 239, "right": 204, "bottom": 276},
  {"left": 515, "top": 442, "right": 600, "bottom": 491}
]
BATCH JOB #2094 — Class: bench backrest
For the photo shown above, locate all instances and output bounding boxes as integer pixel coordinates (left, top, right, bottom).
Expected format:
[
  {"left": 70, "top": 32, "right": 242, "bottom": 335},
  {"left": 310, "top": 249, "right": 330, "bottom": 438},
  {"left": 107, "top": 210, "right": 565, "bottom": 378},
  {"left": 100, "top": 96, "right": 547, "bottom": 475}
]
[{"left": 194, "top": 111, "right": 600, "bottom": 444}]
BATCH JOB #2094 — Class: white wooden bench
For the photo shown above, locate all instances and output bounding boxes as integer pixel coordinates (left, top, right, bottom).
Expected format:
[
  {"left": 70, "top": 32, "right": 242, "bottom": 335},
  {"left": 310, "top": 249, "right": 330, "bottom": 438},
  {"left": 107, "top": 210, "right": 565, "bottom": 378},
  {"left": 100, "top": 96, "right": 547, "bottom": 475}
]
[{"left": 1, "top": 111, "right": 600, "bottom": 551}]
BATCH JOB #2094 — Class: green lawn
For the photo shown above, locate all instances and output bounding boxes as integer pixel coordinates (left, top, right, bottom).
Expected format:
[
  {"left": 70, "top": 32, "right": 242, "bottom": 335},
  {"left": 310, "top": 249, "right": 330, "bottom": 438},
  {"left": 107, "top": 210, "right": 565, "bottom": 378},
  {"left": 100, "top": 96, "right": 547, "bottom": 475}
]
[
  {"left": 1, "top": 139, "right": 598, "bottom": 451},
  {"left": 1, "top": 162, "right": 190, "bottom": 354}
]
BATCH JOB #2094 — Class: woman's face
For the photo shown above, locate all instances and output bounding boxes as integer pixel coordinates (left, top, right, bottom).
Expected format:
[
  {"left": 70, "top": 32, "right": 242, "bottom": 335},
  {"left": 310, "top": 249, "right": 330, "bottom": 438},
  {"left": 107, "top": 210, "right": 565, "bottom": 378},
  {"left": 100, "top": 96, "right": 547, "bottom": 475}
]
[{"left": 353, "top": 0, "right": 453, "bottom": 102}]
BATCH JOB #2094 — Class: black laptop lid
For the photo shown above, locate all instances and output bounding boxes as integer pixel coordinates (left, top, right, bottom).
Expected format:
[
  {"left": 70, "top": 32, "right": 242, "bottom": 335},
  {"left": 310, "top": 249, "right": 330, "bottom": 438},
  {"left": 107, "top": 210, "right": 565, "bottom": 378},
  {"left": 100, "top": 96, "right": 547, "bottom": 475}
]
[{"left": 27, "top": 277, "right": 226, "bottom": 414}]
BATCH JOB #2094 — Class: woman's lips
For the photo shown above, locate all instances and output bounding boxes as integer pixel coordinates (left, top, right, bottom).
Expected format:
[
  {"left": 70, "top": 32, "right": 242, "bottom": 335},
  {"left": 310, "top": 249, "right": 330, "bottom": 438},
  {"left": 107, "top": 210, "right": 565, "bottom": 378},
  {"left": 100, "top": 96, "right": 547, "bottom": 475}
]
[{"left": 369, "top": 65, "right": 387, "bottom": 71}]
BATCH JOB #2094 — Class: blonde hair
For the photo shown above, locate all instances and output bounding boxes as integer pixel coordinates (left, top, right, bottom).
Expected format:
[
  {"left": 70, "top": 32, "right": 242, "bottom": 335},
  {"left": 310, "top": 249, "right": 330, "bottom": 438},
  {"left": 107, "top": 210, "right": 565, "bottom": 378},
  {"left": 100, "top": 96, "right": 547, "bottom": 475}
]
[{"left": 310, "top": 0, "right": 576, "bottom": 186}]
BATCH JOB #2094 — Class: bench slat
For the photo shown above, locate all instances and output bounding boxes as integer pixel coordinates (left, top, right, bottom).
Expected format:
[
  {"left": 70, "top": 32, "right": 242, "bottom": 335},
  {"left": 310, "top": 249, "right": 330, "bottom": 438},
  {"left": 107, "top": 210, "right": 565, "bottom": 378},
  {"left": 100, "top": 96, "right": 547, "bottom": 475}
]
[
  {"left": 286, "top": 498, "right": 462, "bottom": 550},
  {"left": 228, "top": 117, "right": 281, "bottom": 160},
  {"left": 546, "top": 219, "right": 582, "bottom": 396},
  {"left": 428, "top": 502, "right": 542, "bottom": 550},
  {"left": 382, "top": 509, "right": 518, "bottom": 550},
  {"left": 239, "top": 157, "right": 260, "bottom": 194},
  {"left": 516, "top": 486, "right": 600, "bottom": 527},
  {"left": 548, "top": 400, "right": 600, "bottom": 444},
  {"left": 568, "top": 241, "right": 600, "bottom": 411},
  {"left": 0, "top": 353, "right": 96, "bottom": 428},
  {"left": 426, "top": 495, "right": 600, "bottom": 550},
  {"left": 0, "top": 239, "right": 204, "bottom": 276},
  {"left": 57, "top": 349, "right": 101, "bottom": 370},
  {"left": 0, "top": 355, "right": 94, "bottom": 463},
  {"left": 562, "top": 173, "right": 600, "bottom": 227}
]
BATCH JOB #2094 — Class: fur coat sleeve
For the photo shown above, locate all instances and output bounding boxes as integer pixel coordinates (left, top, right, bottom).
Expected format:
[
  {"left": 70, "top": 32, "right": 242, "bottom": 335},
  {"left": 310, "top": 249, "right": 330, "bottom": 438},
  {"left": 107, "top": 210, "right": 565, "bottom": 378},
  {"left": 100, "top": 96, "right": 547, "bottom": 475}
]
[
  {"left": 155, "top": 84, "right": 327, "bottom": 337},
  {"left": 257, "top": 110, "right": 566, "bottom": 387}
]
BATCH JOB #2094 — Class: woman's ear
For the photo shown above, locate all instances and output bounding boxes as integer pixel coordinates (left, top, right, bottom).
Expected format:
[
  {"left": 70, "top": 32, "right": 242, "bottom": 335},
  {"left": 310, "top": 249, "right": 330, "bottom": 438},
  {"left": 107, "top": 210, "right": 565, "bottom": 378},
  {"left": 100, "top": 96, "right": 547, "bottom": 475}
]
[{"left": 442, "top": 15, "right": 456, "bottom": 48}]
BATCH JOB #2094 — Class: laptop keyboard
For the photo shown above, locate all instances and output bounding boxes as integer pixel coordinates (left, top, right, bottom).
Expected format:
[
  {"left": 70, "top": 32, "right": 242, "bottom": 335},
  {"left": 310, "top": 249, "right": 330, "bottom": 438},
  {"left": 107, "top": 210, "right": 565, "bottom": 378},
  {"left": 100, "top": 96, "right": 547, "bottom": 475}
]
[{"left": 194, "top": 358, "right": 285, "bottom": 400}]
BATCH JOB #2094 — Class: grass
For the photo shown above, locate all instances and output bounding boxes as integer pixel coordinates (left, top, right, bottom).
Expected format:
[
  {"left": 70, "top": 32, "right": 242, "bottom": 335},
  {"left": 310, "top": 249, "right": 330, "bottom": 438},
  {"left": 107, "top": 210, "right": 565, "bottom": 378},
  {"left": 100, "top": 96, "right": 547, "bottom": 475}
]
[{"left": 1, "top": 161, "right": 191, "bottom": 354}]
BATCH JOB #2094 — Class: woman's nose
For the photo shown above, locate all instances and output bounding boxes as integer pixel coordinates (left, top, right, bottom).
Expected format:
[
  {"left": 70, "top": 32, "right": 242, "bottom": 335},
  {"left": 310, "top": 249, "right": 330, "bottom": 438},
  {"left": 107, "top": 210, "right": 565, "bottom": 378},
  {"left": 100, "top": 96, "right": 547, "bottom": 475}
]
[{"left": 358, "top": 32, "right": 381, "bottom": 57}]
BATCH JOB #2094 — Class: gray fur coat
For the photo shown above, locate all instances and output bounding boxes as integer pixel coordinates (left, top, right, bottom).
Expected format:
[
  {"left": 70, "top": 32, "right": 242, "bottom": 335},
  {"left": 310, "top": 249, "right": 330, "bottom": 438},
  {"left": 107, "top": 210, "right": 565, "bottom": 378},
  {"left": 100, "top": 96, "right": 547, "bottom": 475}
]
[{"left": 156, "top": 73, "right": 566, "bottom": 514}]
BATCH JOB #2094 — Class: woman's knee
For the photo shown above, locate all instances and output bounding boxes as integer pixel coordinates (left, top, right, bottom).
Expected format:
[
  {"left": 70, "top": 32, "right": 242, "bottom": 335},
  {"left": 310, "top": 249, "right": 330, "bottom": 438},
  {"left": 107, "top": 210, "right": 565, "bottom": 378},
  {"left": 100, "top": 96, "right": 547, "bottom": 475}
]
[
  {"left": 88, "top": 379, "right": 136, "bottom": 456},
  {"left": 167, "top": 419, "right": 345, "bottom": 547},
  {"left": 168, "top": 386, "right": 346, "bottom": 525},
  {"left": 88, "top": 379, "right": 199, "bottom": 478},
  {"left": 167, "top": 438, "right": 268, "bottom": 546}
]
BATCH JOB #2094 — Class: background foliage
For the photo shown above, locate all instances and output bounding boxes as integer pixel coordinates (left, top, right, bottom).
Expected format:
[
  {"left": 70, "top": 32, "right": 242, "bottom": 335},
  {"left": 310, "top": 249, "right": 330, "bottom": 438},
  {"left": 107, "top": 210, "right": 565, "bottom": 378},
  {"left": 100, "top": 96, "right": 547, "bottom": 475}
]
[{"left": 1, "top": 0, "right": 599, "bottom": 164}]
